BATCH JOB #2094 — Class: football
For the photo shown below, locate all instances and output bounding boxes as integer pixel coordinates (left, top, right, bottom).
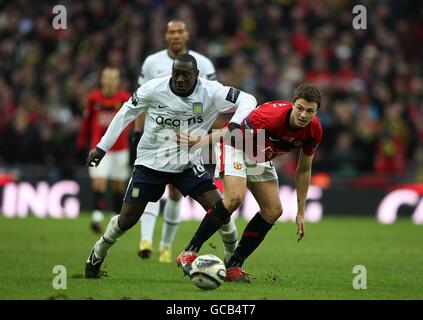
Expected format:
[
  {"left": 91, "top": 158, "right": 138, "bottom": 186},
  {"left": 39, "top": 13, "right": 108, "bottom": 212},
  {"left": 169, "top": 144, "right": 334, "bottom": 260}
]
[{"left": 189, "top": 254, "right": 227, "bottom": 290}]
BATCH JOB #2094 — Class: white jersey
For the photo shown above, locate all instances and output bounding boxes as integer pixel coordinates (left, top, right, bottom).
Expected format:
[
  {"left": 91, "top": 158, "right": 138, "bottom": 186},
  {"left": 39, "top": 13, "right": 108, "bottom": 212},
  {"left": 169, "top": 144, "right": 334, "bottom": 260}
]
[
  {"left": 138, "top": 49, "right": 216, "bottom": 86},
  {"left": 97, "top": 76, "right": 256, "bottom": 173}
]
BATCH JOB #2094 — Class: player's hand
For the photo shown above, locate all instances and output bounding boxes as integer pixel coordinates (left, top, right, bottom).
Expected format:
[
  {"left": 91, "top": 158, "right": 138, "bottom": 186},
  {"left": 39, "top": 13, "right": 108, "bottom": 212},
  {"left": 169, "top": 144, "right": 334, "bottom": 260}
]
[
  {"left": 86, "top": 147, "right": 106, "bottom": 167},
  {"left": 176, "top": 132, "right": 201, "bottom": 149},
  {"left": 296, "top": 214, "right": 305, "bottom": 242}
]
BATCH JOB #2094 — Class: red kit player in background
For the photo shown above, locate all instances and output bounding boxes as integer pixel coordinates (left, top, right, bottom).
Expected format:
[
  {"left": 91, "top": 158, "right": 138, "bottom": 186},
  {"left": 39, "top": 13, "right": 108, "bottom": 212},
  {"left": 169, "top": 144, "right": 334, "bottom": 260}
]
[{"left": 77, "top": 67, "right": 131, "bottom": 233}]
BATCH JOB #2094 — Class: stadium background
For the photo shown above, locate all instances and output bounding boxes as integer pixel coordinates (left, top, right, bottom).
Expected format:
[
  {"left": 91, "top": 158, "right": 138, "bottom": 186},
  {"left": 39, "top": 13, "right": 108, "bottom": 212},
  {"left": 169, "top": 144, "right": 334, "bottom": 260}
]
[
  {"left": 0, "top": 0, "right": 422, "bottom": 301},
  {"left": 0, "top": 0, "right": 421, "bottom": 221}
]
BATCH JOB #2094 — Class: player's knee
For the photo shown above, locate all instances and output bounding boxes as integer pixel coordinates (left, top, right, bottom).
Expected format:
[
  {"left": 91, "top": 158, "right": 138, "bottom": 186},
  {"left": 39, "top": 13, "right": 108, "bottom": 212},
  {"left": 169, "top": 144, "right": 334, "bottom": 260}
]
[
  {"left": 223, "top": 193, "right": 244, "bottom": 213},
  {"left": 119, "top": 205, "right": 143, "bottom": 230},
  {"left": 111, "top": 181, "right": 125, "bottom": 193},
  {"left": 169, "top": 186, "right": 182, "bottom": 201},
  {"left": 117, "top": 215, "right": 136, "bottom": 231},
  {"left": 261, "top": 206, "right": 283, "bottom": 224},
  {"left": 92, "top": 179, "right": 107, "bottom": 192}
]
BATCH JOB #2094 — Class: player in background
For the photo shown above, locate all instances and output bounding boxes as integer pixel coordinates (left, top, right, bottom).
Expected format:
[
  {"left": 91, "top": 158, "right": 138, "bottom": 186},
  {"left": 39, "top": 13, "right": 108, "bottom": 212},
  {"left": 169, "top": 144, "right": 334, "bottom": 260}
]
[
  {"left": 132, "top": 20, "right": 235, "bottom": 264},
  {"left": 84, "top": 53, "right": 256, "bottom": 279},
  {"left": 77, "top": 67, "right": 131, "bottom": 233},
  {"left": 176, "top": 84, "right": 323, "bottom": 282}
]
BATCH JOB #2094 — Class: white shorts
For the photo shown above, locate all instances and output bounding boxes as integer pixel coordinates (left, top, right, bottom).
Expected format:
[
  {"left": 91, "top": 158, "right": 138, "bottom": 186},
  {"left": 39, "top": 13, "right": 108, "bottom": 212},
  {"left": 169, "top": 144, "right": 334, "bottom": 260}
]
[
  {"left": 89, "top": 149, "right": 130, "bottom": 182},
  {"left": 214, "top": 144, "right": 278, "bottom": 182}
]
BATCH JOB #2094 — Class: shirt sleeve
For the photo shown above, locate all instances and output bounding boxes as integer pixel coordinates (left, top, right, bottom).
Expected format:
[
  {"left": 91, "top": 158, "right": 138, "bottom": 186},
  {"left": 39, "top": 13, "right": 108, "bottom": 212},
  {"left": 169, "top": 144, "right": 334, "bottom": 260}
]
[
  {"left": 138, "top": 57, "right": 152, "bottom": 86},
  {"left": 246, "top": 103, "right": 275, "bottom": 132},
  {"left": 212, "top": 83, "right": 257, "bottom": 125},
  {"left": 202, "top": 58, "right": 217, "bottom": 81},
  {"left": 97, "top": 86, "right": 150, "bottom": 152}
]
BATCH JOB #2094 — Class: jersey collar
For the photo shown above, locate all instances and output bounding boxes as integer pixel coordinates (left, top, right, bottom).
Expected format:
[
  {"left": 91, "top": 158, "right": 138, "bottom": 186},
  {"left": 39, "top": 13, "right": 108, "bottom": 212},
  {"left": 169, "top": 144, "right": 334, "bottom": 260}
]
[{"left": 169, "top": 78, "right": 198, "bottom": 97}]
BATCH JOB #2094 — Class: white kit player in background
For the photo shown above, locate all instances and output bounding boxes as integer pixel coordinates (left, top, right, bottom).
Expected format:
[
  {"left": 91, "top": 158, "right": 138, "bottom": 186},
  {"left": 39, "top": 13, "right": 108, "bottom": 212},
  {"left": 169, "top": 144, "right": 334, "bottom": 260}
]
[
  {"left": 84, "top": 54, "right": 256, "bottom": 279},
  {"left": 133, "top": 20, "right": 219, "bottom": 263}
]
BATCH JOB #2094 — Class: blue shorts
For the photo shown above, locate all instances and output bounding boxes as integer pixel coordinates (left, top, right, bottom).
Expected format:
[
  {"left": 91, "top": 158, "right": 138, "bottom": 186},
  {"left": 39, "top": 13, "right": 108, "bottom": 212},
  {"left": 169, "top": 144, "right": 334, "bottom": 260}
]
[{"left": 124, "top": 165, "right": 217, "bottom": 204}]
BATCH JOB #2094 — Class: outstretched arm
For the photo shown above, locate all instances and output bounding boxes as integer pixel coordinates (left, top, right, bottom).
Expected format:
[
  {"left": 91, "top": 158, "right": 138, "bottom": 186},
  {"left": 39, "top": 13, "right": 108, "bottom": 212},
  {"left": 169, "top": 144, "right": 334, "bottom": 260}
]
[
  {"left": 295, "top": 151, "right": 314, "bottom": 241},
  {"left": 96, "top": 97, "right": 146, "bottom": 153},
  {"left": 87, "top": 88, "right": 149, "bottom": 168},
  {"left": 177, "top": 127, "right": 229, "bottom": 149}
]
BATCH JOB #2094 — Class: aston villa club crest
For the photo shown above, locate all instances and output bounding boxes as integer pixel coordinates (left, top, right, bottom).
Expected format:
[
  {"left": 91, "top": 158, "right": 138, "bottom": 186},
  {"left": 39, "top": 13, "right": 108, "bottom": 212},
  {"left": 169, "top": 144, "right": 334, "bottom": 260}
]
[{"left": 193, "top": 102, "right": 203, "bottom": 114}]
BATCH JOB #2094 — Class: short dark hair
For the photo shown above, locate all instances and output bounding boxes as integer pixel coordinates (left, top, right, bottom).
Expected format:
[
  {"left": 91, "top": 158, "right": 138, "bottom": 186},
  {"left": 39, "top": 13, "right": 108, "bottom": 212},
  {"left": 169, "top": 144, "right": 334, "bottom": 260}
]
[
  {"left": 174, "top": 53, "right": 198, "bottom": 70},
  {"left": 292, "top": 84, "right": 322, "bottom": 109}
]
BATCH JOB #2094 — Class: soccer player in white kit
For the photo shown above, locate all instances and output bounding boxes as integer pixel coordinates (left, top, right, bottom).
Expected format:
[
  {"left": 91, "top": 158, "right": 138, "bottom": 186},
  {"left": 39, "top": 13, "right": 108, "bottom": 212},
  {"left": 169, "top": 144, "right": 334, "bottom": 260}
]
[
  {"left": 85, "top": 54, "right": 256, "bottom": 278},
  {"left": 133, "top": 20, "right": 225, "bottom": 263}
]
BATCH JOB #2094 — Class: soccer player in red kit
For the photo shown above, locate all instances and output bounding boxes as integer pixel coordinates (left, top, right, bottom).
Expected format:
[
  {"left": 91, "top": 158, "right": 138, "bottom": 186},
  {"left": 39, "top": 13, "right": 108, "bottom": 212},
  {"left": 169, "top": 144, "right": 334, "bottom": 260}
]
[
  {"left": 177, "top": 84, "right": 323, "bottom": 282},
  {"left": 77, "top": 67, "right": 131, "bottom": 233}
]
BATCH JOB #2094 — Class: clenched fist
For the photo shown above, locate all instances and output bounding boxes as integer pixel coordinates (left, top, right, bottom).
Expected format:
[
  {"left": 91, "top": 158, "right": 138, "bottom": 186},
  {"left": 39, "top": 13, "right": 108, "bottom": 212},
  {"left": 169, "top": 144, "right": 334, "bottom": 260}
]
[{"left": 86, "top": 147, "right": 106, "bottom": 167}]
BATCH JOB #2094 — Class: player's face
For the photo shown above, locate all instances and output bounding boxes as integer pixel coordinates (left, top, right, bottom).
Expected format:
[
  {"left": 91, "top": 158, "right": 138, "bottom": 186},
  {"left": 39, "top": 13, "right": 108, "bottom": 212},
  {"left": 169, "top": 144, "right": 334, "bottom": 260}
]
[
  {"left": 100, "top": 69, "right": 120, "bottom": 94},
  {"left": 165, "top": 21, "right": 189, "bottom": 55},
  {"left": 171, "top": 61, "right": 198, "bottom": 94},
  {"left": 291, "top": 98, "right": 318, "bottom": 128}
]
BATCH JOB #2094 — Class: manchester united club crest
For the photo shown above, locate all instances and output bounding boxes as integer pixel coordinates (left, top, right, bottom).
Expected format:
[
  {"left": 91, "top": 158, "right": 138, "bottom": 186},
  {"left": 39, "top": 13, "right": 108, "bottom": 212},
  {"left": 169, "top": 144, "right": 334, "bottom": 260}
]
[{"left": 233, "top": 162, "right": 243, "bottom": 170}]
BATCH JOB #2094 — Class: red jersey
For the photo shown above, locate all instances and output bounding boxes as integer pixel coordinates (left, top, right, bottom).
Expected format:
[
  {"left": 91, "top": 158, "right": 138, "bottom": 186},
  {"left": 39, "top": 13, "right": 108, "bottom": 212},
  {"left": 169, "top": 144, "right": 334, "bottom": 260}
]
[
  {"left": 77, "top": 89, "right": 131, "bottom": 151},
  {"left": 241, "top": 100, "right": 322, "bottom": 162}
]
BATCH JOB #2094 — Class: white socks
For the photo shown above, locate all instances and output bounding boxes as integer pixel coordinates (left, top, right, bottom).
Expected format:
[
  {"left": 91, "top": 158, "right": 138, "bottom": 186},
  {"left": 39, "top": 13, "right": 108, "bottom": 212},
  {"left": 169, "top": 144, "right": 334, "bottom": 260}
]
[
  {"left": 94, "top": 215, "right": 125, "bottom": 259},
  {"left": 140, "top": 201, "right": 160, "bottom": 242},
  {"left": 159, "top": 198, "right": 181, "bottom": 249},
  {"left": 218, "top": 216, "right": 238, "bottom": 262}
]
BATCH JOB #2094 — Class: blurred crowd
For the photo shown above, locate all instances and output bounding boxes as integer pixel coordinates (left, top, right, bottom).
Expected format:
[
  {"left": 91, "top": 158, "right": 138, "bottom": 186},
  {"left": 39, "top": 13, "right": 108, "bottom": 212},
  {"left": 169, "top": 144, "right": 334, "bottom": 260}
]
[{"left": 0, "top": 0, "right": 422, "bottom": 181}]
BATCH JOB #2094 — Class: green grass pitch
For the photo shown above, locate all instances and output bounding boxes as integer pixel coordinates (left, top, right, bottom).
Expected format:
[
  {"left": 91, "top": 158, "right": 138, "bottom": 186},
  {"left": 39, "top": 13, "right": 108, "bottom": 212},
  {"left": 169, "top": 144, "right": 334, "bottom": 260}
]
[{"left": 0, "top": 214, "right": 422, "bottom": 300}]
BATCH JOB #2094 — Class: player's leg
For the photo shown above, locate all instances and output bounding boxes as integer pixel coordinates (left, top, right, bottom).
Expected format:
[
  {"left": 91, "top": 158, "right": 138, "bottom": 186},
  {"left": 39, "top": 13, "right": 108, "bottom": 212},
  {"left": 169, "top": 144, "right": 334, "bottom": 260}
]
[
  {"left": 139, "top": 200, "right": 160, "bottom": 259},
  {"left": 176, "top": 187, "right": 224, "bottom": 275},
  {"left": 218, "top": 215, "right": 238, "bottom": 264},
  {"left": 85, "top": 165, "right": 167, "bottom": 278},
  {"left": 171, "top": 165, "right": 228, "bottom": 275},
  {"left": 158, "top": 184, "right": 182, "bottom": 263},
  {"left": 179, "top": 145, "right": 247, "bottom": 268},
  {"left": 215, "top": 144, "right": 248, "bottom": 262},
  {"left": 108, "top": 150, "right": 156, "bottom": 259},
  {"left": 109, "top": 149, "right": 131, "bottom": 215},
  {"left": 89, "top": 174, "right": 108, "bottom": 233},
  {"left": 89, "top": 151, "right": 123, "bottom": 233},
  {"left": 111, "top": 180, "right": 126, "bottom": 213},
  {"left": 217, "top": 176, "right": 246, "bottom": 263},
  {"left": 182, "top": 173, "right": 246, "bottom": 256},
  {"left": 86, "top": 201, "right": 148, "bottom": 279},
  {"left": 226, "top": 164, "right": 281, "bottom": 282}
]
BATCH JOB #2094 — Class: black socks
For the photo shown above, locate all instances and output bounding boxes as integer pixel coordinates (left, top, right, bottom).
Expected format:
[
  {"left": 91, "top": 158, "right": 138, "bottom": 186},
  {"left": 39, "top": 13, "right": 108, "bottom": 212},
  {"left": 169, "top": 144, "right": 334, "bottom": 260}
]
[
  {"left": 185, "top": 200, "right": 231, "bottom": 252},
  {"left": 227, "top": 212, "right": 274, "bottom": 268},
  {"left": 94, "top": 191, "right": 106, "bottom": 211}
]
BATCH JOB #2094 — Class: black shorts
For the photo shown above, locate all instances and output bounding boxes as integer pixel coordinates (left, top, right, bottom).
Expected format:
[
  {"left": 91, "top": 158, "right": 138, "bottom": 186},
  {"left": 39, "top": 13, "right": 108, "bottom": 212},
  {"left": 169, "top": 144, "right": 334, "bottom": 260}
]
[{"left": 124, "top": 165, "right": 217, "bottom": 204}]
